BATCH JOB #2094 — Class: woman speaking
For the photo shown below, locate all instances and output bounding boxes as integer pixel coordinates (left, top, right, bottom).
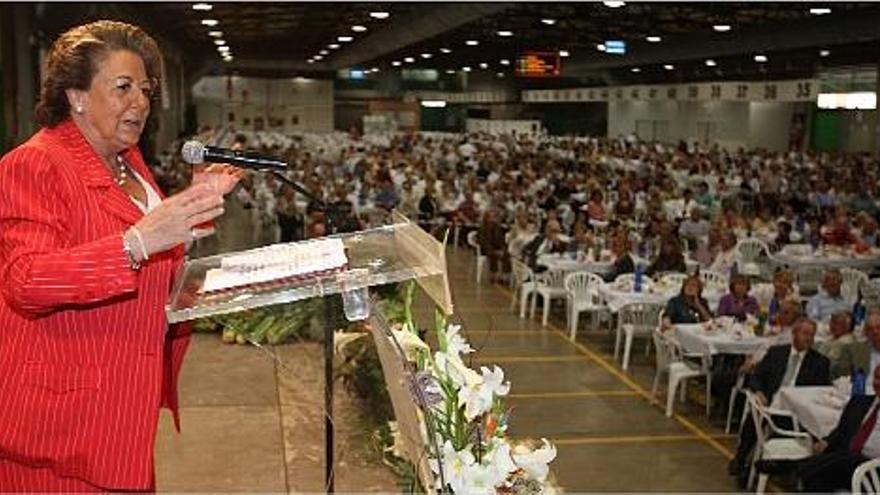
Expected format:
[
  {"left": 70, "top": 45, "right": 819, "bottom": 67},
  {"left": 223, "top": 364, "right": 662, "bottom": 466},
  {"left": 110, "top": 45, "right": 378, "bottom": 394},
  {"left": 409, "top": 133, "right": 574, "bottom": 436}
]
[{"left": 0, "top": 21, "right": 236, "bottom": 490}]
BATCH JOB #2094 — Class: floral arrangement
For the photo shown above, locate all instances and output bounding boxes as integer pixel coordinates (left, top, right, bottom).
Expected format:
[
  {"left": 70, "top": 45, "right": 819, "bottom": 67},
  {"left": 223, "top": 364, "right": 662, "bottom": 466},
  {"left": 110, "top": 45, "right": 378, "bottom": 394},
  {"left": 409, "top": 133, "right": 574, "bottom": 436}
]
[{"left": 382, "top": 283, "right": 558, "bottom": 494}]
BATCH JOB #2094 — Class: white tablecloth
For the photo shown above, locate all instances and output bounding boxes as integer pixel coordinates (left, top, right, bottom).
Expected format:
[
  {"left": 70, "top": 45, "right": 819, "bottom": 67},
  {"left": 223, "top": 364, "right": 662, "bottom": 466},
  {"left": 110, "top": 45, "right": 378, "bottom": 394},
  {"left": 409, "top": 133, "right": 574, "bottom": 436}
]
[
  {"left": 773, "top": 245, "right": 880, "bottom": 271},
  {"left": 537, "top": 253, "right": 614, "bottom": 274},
  {"left": 598, "top": 285, "right": 723, "bottom": 313},
  {"left": 674, "top": 324, "right": 778, "bottom": 356},
  {"left": 775, "top": 386, "right": 845, "bottom": 439}
]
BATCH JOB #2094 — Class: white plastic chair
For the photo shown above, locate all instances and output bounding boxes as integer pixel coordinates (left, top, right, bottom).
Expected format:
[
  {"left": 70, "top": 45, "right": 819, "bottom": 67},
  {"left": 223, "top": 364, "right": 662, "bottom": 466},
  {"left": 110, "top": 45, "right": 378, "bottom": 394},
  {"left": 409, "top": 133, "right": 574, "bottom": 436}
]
[
  {"left": 795, "top": 265, "right": 825, "bottom": 299},
  {"left": 725, "top": 371, "right": 750, "bottom": 434},
  {"left": 532, "top": 269, "right": 568, "bottom": 327},
  {"left": 852, "top": 458, "right": 880, "bottom": 494},
  {"left": 745, "top": 391, "right": 813, "bottom": 494},
  {"left": 564, "top": 271, "right": 607, "bottom": 340},
  {"left": 613, "top": 272, "right": 656, "bottom": 288},
  {"left": 466, "top": 231, "right": 487, "bottom": 285},
  {"left": 615, "top": 302, "right": 664, "bottom": 371},
  {"left": 651, "top": 327, "right": 710, "bottom": 417},
  {"left": 736, "top": 238, "right": 771, "bottom": 277},
  {"left": 511, "top": 258, "right": 536, "bottom": 318},
  {"left": 842, "top": 267, "right": 869, "bottom": 304},
  {"left": 660, "top": 272, "right": 689, "bottom": 291}
]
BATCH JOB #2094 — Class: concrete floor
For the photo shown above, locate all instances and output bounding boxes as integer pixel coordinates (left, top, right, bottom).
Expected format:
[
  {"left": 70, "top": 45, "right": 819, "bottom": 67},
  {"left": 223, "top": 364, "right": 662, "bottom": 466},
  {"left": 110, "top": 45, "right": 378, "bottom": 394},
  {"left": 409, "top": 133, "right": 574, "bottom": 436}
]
[{"left": 155, "top": 243, "right": 741, "bottom": 492}]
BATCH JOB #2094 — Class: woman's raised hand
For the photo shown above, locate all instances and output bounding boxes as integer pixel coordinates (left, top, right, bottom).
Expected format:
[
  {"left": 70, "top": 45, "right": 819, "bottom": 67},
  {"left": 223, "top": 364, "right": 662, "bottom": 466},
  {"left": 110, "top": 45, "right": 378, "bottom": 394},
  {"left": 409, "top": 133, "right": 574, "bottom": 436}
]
[{"left": 132, "top": 183, "right": 225, "bottom": 256}]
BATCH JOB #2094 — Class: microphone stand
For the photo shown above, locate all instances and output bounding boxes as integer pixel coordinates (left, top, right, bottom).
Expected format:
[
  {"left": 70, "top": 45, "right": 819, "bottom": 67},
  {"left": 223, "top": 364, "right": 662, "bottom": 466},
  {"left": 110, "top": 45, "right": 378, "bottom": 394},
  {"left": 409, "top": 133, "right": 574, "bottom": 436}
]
[{"left": 269, "top": 170, "right": 339, "bottom": 494}]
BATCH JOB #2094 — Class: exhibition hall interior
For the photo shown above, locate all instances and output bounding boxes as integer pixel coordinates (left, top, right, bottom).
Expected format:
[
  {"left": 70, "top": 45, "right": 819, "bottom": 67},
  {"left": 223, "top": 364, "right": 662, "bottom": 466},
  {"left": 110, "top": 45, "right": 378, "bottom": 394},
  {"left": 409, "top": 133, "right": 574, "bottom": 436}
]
[{"left": 4, "top": 1, "right": 880, "bottom": 493}]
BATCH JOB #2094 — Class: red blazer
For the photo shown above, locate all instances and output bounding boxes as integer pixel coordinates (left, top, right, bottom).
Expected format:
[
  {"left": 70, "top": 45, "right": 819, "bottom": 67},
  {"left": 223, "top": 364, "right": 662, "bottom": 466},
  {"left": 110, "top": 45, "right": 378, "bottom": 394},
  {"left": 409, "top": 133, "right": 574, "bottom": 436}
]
[{"left": 0, "top": 120, "right": 190, "bottom": 489}]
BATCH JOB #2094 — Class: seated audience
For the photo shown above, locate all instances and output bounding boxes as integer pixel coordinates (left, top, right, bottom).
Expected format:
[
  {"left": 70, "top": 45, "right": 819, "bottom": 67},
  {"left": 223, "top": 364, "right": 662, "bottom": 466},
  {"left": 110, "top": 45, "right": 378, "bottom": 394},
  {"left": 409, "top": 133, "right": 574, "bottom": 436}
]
[
  {"left": 833, "top": 313, "right": 880, "bottom": 383},
  {"left": 729, "top": 318, "right": 831, "bottom": 482},
  {"left": 662, "top": 275, "right": 713, "bottom": 327},
  {"left": 806, "top": 269, "right": 851, "bottom": 322},
  {"left": 716, "top": 274, "right": 759, "bottom": 322},
  {"left": 507, "top": 211, "right": 538, "bottom": 260},
  {"left": 645, "top": 235, "right": 687, "bottom": 277},
  {"left": 709, "top": 231, "right": 740, "bottom": 276},
  {"left": 798, "top": 364, "right": 880, "bottom": 492},
  {"left": 822, "top": 208, "right": 857, "bottom": 246},
  {"left": 815, "top": 311, "right": 856, "bottom": 364},
  {"left": 768, "top": 270, "right": 798, "bottom": 324},
  {"left": 604, "top": 234, "right": 635, "bottom": 283}
]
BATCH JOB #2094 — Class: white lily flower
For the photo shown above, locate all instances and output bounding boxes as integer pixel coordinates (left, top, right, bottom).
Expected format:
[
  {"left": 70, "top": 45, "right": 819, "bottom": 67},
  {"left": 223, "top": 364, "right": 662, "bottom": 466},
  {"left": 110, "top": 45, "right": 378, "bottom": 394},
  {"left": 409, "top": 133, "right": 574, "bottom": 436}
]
[
  {"left": 445, "top": 323, "right": 474, "bottom": 358},
  {"left": 459, "top": 462, "right": 498, "bottom": 495},
  {"left": 486, "top": 438, "right": 518, "bottom": 486},
  {"left": 480, "top": 365, "right": 511, "bottom": 397},
  {"left": 430, "top": 440, "right": 476, "bottom": 494},
  {"left": 391, "top": 327, "right": 429, "bottom": 361},
  {"left": 435, "top": 351, "right": 482, "bottom": 389},
  {"left": 511, "top": 438, "right": 557, "bottom": 482},
  {"left": 459, "top": 365, "right": 511, "bottom": 420}
]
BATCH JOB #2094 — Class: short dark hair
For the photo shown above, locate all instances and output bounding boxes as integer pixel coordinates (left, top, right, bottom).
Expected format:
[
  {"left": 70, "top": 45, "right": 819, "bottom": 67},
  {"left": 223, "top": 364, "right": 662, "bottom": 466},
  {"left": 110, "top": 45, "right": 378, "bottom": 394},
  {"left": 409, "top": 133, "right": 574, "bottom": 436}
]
[{"left": 35, "top": 20, "right": 162, "bottom": 127}]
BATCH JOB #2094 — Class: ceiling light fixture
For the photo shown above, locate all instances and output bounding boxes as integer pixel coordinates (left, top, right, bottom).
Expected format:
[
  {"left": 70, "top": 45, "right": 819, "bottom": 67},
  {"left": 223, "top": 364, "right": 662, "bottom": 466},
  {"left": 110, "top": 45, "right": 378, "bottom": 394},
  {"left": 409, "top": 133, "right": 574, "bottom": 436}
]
[
  {"left": 223, "top": 57, "right": 233, "bottom": 63},
  {"left": 446, "top": 69, "right": 455, "bottom": 74},
  {"left": 421, "top": 53, "right": 432, "bottom": 59},
  {"left": 338, "top": 35, "right": 354, "bottom": 42},
  {"left": 214, "top": 39, "right": 226, "bottom": 46},
  {"left": 497, "top": 72, "right": 505, "bottom": 78},
  {"left": 809, "top": 7, "right": 831, "bottom": 15},
  {"left": 713, "top": 24, "right": 731, "bottom": 32},
  {"left": 479, "top": 62, "right": 488, "bottom": 69},
  {"left": 500, "top": 59, "right": 510, "bottom": 65},
  {"left": 369, "top": 11, "right": 390, "bottom": 19},
  {"left": 559, "top": 50, "right": 570, "bottom": 57},
  {"left": 313, "top": 55, "right": 323, "bottom": 60},
  {"left": 541, "top": 18, "right": 556, "bottom": 25},
  {"left": 319, "top": 50, "right": 329, "bottom": 56},
  {"left": 404, "top": 56, "right": 415, "bottom": 63},
  {"left": 217, "top": 45, "right": 230, "bottom": 52},
  {"left": 646, "top": 35, "right": 662, "bottom": 43},
  {"left": 200, "top": 19, "right": 219, "bottom": 26},
  {"left": 705, "top": 59, "right": 717, "bottom": 67},
  {"left": 496, "top": 30, "right": 513, "bottom": 37},
  {"left": 663, "top": 64, "right": 674, "bottom": 70},
  {"left": 603, "top": 1, "right": 626, "bottom": 8},
  {"left": 307, "top": 59, "right": 315, "bottom": 64},
  {"left": 391, "top": 60, "right": 402, "bottom": 66},
  {"left": 820, "top": 49, "right": 831, "bottom": 57},
  {"left": 440, "top": 48, "right": 452, "bottom": 54},
  {"left": 754, "top": 54, "right": 768, "bottom": 63},
  {"left": 630, "top": 67, "right": 641, "bottom": 73},
  {"left": 208, "top": 30, "right": 223, "bottom": 37},
  {"left": 370, "top": 67, "right": 379, "bottom": 73},
  {"left": 462, "top": 66, "right": 472, "bottom": 72},
  {"left": 596, "top": 44, "right": 606, "bottom": 52},
  {"left": 351, "top": 25, "right": 367, "bottom": 32},
  {"left": 192, "top": 3, "right": 212, "bottom": 11},
  {"left": 328, "top": 43, "right": 340, "bottom": 49},
  {"left": 465, "top": 40, "right": 479, "bottom": 46}
]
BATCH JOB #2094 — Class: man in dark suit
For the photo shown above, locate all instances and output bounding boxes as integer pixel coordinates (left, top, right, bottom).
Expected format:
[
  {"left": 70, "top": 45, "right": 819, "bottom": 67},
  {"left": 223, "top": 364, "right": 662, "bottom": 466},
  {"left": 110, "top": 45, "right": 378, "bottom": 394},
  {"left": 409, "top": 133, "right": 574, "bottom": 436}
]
[
  {"left": 798, "top": 365, "right": 880, "bottom": 492},
  {"left": 729, "top": 318, "right": 832, "bottom": 481}
]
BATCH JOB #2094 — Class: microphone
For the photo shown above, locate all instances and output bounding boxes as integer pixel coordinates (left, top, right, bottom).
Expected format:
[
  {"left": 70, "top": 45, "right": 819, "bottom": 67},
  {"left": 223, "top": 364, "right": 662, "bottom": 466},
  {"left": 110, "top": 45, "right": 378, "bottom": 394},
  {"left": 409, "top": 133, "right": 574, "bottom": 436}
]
[{"left": 181, "top": 140, "right": 288, "bottom": 172}]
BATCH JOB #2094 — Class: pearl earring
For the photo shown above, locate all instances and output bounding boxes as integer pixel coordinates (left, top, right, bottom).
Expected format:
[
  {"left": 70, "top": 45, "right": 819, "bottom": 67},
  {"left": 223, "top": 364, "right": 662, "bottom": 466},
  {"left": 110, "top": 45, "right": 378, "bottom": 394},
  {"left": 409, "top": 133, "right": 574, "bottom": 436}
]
[{"left": 75, "top": 105, "right": 83, "bottom": 114}]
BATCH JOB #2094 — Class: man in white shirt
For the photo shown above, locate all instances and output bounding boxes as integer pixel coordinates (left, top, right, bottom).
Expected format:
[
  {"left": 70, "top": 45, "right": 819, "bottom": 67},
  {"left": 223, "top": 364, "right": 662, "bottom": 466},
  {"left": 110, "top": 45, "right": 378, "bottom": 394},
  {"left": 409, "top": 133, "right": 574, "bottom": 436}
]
[{"left": 807, "top": 269, "right": 852, "bottom": 323}]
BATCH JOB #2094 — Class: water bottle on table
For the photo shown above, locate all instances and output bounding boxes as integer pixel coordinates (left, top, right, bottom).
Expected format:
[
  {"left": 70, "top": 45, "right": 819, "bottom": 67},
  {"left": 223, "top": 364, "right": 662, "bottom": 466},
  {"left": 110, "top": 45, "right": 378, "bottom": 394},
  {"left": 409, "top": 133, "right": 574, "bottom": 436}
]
[{"left": 852, "top": 368, "right": 867, "bottom": 396}]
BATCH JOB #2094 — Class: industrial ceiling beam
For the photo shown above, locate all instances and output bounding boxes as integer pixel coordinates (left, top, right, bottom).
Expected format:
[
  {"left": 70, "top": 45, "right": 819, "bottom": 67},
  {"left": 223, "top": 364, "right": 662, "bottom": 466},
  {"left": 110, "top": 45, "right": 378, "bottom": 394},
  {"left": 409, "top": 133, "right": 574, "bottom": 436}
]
[
  {"left": 564, "top": 9, "right": 880, "bottom": 77},
  {"left": 329, "top": 3, "right": 514, "bottom": 69}
]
